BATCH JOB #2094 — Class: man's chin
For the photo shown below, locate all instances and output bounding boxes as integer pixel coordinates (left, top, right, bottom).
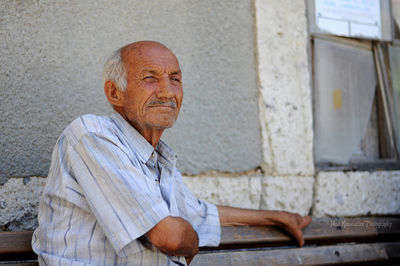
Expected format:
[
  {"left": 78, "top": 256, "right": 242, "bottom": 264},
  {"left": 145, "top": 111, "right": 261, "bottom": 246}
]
[{"left": 150, "top": 119, "right": 177, "bottom": 130}]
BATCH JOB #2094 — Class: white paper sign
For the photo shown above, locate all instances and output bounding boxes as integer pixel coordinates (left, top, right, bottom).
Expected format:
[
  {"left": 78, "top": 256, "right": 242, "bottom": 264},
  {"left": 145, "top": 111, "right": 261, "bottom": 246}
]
[{"left": 315, "top": 0, "right": 381, "bottom": 39}]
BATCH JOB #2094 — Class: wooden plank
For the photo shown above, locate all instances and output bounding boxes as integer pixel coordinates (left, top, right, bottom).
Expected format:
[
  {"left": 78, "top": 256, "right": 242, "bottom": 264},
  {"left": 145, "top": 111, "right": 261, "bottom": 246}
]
[
  {"left": 0, "top": 231, "right": 33, "bottom": 253},
  {"left": 219, "top": 225, "right": 290, "bottom": 246},
  {"left": 201, "top": 217, "right": 400, "bottom": 250},
  {"left": 0, "top": 231, "right": 37, "bottom": 261},
  {"left": 383, "top": 242, "right": 400, "bottom": 264},
  {"left": 0, "top": 217, "right": 399, "bottom": 263},
  {"left": 193, "top": 242, "right": 396, "bottom": 266},
  {"left": 0, "top": 263, "right": 38, "bottom": 266},
  {"left": 302, "top": 216, "right": 400, "bottom": 244}
]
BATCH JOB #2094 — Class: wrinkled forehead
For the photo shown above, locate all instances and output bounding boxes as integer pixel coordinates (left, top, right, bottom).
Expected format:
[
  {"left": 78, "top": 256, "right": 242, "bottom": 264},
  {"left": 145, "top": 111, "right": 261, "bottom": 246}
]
[{"left": 121, "top": 42, "right": 180, "bottom": 72}]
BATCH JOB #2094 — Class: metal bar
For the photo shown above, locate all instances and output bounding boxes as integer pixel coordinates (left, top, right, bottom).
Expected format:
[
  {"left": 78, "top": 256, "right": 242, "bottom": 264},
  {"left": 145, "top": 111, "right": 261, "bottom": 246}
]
[{"left": 373, "top": 43, "right": 398, "bottom": 158}]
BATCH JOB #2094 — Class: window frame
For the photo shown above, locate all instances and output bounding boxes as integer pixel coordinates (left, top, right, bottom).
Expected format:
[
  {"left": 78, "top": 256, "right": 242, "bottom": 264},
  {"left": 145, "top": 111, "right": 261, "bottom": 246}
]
[{"left": 308, "top": 0, "right": 400, "bottom": 171}]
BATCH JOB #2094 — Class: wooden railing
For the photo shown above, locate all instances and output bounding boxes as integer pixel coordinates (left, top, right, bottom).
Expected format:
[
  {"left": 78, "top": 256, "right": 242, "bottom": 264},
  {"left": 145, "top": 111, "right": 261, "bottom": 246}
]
[{"left": 1, "top": 217, "right": 399, "bottom": 265}]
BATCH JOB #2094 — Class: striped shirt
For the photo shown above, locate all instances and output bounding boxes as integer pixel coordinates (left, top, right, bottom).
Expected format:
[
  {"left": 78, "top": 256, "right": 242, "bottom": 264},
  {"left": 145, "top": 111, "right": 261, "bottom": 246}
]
[{"left": 32, "top": 113, "right": 221, "bottom": 265}]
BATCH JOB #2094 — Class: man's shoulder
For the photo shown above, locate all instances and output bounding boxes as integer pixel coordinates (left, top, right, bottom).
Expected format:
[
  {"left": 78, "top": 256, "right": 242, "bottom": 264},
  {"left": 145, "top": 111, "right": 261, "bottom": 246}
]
[
  {"left": 69, "top": 114, "right": 112, "bottom": 131},
  {"left": 63, "top": 114, "right": 116, "bottom": 145}
]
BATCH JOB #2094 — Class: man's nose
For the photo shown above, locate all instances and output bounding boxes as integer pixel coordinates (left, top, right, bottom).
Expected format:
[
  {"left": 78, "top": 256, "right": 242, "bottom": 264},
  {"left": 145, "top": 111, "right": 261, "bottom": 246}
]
[{"left": 157, "top": 76, "right": 174, "bottom": 98}]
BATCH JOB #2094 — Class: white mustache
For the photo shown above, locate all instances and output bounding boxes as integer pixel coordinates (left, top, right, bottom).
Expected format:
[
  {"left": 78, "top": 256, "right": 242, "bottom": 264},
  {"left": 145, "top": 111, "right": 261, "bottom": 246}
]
[{"left": 147, "top": 100, "right": 177, "bottom": 108}]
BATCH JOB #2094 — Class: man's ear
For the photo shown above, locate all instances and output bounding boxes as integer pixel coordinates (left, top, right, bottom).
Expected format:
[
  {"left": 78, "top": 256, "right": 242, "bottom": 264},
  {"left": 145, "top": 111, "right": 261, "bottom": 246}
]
[{"left": 104, "top": 80, "right": 124, "bottom": 107}]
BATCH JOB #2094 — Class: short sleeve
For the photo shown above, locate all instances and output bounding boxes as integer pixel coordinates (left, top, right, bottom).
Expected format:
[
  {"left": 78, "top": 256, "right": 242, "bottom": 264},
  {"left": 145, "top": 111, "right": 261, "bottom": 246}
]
[
  {"left": 68, "top": 132, "right": 170, "bottom": 254},
  {"left": 175, "top": 170, "right": 221, "bottom": 247}
]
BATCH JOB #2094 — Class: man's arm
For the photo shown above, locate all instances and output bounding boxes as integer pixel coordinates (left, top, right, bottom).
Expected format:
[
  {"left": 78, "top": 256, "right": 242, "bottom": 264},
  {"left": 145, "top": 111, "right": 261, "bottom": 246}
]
[
  {"left": 217, "top": 206, "right": 312, "bottom": 246},
  {"left": 146, "top": 216, "right": 199, "bottom": 262}
]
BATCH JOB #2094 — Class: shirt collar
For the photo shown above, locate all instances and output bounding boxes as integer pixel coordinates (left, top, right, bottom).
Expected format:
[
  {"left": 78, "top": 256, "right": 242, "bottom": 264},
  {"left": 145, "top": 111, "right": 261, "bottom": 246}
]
[
  {"left": 110, "top": 112, "right": 178, "bottom": 167},
  {"left": 156, "top": 139, "right": 178, "bottom": 167}
]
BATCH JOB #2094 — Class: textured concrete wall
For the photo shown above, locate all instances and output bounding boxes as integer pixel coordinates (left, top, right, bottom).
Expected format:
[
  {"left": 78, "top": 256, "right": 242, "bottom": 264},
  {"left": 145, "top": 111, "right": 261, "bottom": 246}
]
[
  {"left": 0, "top": 177, "right": 45, "bottom": 231},
  {"left": 0, "top": 0, "right": 261, "bottom": 181},
  {"left": 184, "top": 174, "right": 313, "bottom": 216},
  {"left": 256, "top": 0, "right": 314, "bottom": 176},
  {"left": 313, "top": 171, "right": 400, "bottom": 217},
  {"left": 254, "top": 0, "right": 315, "bottom": 215}
]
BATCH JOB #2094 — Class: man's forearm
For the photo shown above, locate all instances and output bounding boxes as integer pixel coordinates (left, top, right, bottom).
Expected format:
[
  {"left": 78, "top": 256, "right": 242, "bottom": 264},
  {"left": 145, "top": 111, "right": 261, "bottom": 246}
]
[
  {"left": 217, "top": 205, "right": 312, "bottom": 246},
  {"left": 217, "top": 205, "right": 280, "bottom": 226}
]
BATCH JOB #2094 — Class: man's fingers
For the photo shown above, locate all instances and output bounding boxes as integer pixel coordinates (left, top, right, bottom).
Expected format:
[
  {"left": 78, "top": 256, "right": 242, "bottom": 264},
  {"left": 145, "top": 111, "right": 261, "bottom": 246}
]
[
  {"left": 287, "top": 214, "right": 311, "bottom": 246},
  {"left": 301, "top": 215, "right": 312, "bottom": 228},
  {"left": 295, "top": 230, "right": 305, "bottom": 247},
  {"left": 295, "top": 215, "right": 311, "bottom": 246},
  {"left": 286, "top": 226, "right": 305, "bottom": 247},
  {"left": 277, "top": 212, "right": 312, "bottom": 247}
]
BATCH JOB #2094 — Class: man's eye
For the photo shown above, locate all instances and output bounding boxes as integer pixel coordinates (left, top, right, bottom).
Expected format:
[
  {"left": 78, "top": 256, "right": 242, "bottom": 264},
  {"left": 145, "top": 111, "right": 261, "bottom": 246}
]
[
  {"left": 144, "top": 76, "right": 155, "bottom": 81},
  {"left": 171, "top": 77, "right": 181, "bottom": 83}
]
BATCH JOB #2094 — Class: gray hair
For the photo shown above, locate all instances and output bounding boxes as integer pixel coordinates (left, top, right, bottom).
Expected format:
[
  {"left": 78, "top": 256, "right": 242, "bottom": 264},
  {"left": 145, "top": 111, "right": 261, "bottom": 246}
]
[{"left": 103, "top": 48, "right": 127, "bottom": 91}]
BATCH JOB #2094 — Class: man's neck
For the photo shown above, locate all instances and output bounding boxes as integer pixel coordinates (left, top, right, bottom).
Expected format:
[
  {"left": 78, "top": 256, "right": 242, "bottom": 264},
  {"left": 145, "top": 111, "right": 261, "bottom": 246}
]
[
  {"left": 115, "top": 109, "right": 163, "bottom": 149},
  {"left": 143, "top": 130, "right": 163, "bottom": 149},
  {"left": 127, "top": 120, "right": 164, "bottom": 149}
]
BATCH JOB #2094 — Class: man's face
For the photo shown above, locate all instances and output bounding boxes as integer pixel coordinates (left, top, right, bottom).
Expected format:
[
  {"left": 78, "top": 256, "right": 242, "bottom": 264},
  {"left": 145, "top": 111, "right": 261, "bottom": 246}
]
[{"left": 120, "top": 43, "right": 183, "bottom": 134}]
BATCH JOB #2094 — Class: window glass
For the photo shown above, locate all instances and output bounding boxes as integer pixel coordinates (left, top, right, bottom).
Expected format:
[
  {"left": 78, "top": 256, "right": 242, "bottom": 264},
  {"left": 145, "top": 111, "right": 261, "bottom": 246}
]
[{"left": 314, "top": 38, "right": 377, "bottom": 164}]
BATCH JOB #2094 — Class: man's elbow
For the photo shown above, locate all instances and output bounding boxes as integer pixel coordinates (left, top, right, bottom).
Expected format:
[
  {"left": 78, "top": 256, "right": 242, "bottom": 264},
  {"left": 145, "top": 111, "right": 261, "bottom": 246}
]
[
  {"left": 147, "top": 216, "right": 199, "bottom": 256},
  {"left": 160, "top": 227, "right": 199, "bottom": 255},
  {"left": 161, "top": 231, "right": 197, "bottom": 254}
]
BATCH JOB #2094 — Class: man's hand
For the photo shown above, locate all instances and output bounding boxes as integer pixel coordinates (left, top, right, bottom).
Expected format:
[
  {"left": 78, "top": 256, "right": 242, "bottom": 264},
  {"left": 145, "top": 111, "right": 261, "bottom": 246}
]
[
  {"left": 268, "top": 210, "right": 312, "bottom": 246},
  {"left": 146, "top": 216, "right": 199, "bottom": 261},
  {"left": 217, "top": 206, "right": 312, "bottom": 246}
]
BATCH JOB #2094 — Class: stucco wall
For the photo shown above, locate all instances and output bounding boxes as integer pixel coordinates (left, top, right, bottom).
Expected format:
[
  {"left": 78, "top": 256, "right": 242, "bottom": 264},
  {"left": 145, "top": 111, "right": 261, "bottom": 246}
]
[{"left": 0, "top": 0, "right": 261, "bottom": 182}]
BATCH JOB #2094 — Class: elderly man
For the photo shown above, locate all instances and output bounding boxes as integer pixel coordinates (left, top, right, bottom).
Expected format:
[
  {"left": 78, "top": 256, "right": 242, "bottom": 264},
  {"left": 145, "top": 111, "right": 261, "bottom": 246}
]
[{"left": 32, "top": 41, "right": 311, "bottom": 265}]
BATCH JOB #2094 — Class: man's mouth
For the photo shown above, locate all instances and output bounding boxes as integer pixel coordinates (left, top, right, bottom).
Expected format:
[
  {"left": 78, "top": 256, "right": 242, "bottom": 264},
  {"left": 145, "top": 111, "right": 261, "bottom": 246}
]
[{"left": 147, "top": 100, "right": 177, "bottom": 108}]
